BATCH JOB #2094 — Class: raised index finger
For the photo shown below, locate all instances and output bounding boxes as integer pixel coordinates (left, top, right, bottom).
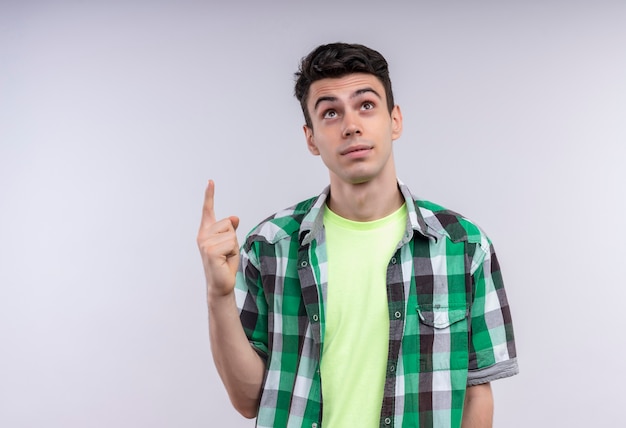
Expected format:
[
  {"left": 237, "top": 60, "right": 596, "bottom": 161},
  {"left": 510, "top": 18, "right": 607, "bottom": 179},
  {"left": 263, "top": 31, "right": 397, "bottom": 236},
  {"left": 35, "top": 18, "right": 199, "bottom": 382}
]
[{"left": 200, "top": 179, "right": 217, "bottom": 228}]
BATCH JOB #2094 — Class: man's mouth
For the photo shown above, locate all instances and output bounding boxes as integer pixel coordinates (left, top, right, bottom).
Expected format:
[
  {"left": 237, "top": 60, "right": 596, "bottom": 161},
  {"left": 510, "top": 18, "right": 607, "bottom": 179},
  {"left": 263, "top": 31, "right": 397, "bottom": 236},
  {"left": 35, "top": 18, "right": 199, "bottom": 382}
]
[{"left": 341, "top": 144, "right": 372, "bottom": 155}]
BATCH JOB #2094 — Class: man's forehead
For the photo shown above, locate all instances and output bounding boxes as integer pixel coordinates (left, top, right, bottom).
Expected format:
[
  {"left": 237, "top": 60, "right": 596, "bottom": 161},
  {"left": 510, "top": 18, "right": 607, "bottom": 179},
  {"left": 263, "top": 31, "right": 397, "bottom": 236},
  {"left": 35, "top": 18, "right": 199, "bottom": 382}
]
[{"left": 308, "top": 73, "right": 384, "bottom": 103}]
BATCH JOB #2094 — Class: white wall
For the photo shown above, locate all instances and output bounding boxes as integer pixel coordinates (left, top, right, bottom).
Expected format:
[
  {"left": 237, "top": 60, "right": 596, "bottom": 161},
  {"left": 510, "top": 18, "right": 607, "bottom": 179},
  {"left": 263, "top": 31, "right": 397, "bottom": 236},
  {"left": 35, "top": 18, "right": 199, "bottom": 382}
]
[{"left": 1, "top": 1, "right": 624, "bottom": 426}]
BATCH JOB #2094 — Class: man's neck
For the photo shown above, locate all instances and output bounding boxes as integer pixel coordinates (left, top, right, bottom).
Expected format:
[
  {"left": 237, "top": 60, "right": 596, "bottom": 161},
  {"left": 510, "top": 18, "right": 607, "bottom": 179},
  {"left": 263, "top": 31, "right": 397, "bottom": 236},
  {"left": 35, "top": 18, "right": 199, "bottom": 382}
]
[{"left": 327, "top": 174, "right": 404, "bottom": 222}]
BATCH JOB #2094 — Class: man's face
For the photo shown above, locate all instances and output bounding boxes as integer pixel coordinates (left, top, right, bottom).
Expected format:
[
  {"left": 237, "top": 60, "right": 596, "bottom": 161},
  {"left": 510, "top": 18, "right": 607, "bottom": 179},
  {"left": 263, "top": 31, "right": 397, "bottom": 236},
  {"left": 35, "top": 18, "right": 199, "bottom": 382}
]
[{"left": 303, "top": 73, "right": 403, "bottom": 187}]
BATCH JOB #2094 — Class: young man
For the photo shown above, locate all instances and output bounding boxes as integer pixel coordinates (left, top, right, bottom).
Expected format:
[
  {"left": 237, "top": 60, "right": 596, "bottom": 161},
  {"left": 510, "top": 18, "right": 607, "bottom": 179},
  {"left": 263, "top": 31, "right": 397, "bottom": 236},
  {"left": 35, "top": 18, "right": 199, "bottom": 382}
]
[{"left": 197, "top": 43, "right": 518, "bottom": 428}]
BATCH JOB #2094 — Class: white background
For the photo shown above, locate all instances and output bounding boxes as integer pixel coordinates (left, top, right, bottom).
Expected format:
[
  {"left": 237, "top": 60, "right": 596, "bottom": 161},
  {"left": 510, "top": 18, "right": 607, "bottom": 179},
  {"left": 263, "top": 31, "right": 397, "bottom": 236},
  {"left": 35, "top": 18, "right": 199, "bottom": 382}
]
[{"left": 1, "top": 0, "right": 625, "bottom": 426}]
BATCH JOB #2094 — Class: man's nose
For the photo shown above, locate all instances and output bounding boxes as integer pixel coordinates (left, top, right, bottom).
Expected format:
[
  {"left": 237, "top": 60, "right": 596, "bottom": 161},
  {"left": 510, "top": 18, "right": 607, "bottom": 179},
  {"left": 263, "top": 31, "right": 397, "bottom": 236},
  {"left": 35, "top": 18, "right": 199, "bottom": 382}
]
[{"left": 342, "top": 111, "right": 362, "bottom": 137}]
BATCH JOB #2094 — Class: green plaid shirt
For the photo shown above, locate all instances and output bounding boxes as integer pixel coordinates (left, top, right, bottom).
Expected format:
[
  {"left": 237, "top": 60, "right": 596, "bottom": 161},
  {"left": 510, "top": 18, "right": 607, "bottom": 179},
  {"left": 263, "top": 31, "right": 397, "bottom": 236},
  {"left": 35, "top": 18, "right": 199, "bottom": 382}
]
[{"left": 235, "top": 181, "right": 518, "bottom": 428}]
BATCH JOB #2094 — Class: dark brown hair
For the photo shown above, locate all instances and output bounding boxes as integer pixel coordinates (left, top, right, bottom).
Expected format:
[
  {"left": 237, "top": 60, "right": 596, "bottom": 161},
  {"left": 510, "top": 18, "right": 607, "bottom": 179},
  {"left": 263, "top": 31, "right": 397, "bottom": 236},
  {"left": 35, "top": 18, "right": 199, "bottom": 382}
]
[{"left": 294, "top": 43, "right": 395, "bottom": 128}]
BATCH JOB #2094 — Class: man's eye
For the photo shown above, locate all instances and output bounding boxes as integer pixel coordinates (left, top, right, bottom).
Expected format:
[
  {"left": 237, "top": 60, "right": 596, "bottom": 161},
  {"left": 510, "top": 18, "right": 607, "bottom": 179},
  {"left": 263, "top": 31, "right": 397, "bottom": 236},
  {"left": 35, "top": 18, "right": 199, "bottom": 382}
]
[
  {"left": 323, "top": 110, "right": 337, "bottom": 119},
  {"left": 362, "top": 102, "right": 374, "bottom": 110}
]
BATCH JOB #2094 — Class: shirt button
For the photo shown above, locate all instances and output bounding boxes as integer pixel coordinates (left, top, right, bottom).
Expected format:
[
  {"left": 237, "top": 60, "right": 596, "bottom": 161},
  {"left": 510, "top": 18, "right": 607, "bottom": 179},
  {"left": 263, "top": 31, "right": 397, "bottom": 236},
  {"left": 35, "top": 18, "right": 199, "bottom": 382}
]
[
  {"left": 312, "top": 314, "right": 319, "bottom": 322},
  {"left": 389, "top": 364, "right": 395, "bottom": 372},
  {"left": 312, "top": 423, "right": 318, "bottom": 428},
  {"left": 300, "top": 260, "right": 308, "bottom": 267},
  {"left": 384, "top": 417, "right": 392, "bottom": 425},
  {"left": 394, "top": 311, "right": 402, "bottom": 319},
  {"left": 391, "top": 257, "right": 397, "bottom": 264}
]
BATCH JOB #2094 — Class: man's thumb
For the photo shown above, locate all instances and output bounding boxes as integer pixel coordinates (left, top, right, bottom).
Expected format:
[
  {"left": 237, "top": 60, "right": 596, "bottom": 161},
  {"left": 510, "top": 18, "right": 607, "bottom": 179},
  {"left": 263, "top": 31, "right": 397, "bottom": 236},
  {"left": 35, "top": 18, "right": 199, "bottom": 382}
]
[{"left": 229, "top": 216, "right": 240, "bottom": 230}]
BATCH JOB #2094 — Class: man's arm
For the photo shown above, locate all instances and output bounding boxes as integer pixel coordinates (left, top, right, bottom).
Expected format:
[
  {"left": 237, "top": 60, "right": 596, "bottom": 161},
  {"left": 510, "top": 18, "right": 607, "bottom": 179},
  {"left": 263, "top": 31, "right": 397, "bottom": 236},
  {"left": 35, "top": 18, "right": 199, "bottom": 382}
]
[
  {"left": 461, "top": 383, "right": 493, "bottom": 428},
  {"left": 207, "top": 292, "right": 265, "bottom": 418},
  {"left": 197, "top": 180, "right": 265, "bottom": 418}
]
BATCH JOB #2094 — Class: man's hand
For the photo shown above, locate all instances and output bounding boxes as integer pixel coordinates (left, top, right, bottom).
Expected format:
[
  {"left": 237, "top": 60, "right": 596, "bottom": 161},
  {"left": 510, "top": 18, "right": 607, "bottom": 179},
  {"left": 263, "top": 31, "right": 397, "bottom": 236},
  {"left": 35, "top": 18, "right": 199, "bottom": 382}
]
[{"left": 197, "top": 180, "right": 241, "bottom": 299}]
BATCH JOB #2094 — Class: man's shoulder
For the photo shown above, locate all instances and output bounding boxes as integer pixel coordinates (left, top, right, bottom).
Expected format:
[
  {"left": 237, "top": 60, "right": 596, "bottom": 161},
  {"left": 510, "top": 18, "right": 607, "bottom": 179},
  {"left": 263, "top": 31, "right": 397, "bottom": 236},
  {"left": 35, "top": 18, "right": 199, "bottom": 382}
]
[
  {"left": 413, "top": 197, "right": 488, "bottom": 245},
  {"left": 243, "top": 195, "right": 319, "bottom": 248}
]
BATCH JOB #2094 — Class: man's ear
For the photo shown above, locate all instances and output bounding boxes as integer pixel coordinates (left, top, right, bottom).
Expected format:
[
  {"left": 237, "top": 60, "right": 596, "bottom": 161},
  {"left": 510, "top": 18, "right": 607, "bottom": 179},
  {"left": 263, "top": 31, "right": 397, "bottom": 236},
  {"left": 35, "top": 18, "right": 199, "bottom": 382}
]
[
  {"left": 303, "top": 125, "right": 320, "bottom": 155},
  {"left": 391, "top": 105, "right": 403, "bottom": 140}
]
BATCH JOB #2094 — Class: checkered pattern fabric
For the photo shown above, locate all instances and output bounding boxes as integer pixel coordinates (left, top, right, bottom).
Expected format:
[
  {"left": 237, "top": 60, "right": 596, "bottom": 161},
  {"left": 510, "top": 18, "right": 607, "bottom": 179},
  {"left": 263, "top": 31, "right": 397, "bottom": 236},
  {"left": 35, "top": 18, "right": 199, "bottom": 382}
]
[{"left": 235, "top": 181, "right": 518, "bottom": 428}]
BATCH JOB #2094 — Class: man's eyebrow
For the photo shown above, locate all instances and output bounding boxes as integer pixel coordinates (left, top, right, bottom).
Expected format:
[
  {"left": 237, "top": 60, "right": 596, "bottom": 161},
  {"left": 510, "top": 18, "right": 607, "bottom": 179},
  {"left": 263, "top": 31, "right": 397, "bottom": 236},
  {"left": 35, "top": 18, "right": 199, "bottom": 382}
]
[
  {"left": 313, "top": 87, "right": 382, "bottom": 111},
  {"left": 313, "top": 96, "right": 337, "bottom": 111},
  {"left": 353, "top": 87, "right": 382, "bottom": 100}
]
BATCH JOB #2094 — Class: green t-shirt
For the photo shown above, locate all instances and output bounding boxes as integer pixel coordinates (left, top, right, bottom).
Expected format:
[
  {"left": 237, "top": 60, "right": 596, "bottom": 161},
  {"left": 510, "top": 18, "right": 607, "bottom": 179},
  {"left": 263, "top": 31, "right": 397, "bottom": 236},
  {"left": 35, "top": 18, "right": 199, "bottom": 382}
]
[{"left": 321, "top": 203, "right": 408, "bottom": 427}]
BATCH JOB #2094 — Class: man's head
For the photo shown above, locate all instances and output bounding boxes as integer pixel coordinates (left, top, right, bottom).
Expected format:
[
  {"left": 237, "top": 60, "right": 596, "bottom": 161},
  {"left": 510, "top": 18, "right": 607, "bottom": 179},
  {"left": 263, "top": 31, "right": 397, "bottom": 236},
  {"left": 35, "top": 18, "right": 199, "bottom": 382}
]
[{"left": 294, "top": 43, "right": 395, "bottom": 128}]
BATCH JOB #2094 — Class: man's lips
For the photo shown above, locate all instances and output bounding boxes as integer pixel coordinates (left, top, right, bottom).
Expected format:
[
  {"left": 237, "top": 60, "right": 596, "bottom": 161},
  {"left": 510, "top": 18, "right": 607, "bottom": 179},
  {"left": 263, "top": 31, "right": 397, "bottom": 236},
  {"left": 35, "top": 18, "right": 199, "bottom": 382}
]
[{"left": 340, "top": 144, "right": 373, "bottom": 155}]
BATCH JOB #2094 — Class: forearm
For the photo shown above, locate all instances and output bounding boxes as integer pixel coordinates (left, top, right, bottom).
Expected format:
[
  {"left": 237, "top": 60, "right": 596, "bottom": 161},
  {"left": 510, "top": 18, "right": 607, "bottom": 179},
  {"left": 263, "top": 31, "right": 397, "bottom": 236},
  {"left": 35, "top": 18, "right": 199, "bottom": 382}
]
[
  {"left": 461, "top": 383, "right": 493, "bottom": 428},
  {"left": 208, "top": 292, "right": 265, "bottom": 418}
]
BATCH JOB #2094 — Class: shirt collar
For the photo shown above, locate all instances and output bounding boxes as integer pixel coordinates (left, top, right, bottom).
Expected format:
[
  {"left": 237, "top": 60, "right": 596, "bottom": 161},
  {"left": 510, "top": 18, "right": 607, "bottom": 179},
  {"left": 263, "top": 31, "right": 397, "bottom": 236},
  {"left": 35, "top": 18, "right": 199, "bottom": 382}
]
[{"left": 299, "top": 179, "right": 445, "bottom": 245}]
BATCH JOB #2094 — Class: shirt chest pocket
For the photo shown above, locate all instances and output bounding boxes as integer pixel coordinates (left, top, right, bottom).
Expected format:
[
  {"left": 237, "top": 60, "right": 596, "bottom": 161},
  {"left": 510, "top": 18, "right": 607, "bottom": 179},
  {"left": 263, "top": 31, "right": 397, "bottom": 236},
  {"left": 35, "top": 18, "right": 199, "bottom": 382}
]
[{"left": 415, "top": 304, "right": 470, "bottom": 371}]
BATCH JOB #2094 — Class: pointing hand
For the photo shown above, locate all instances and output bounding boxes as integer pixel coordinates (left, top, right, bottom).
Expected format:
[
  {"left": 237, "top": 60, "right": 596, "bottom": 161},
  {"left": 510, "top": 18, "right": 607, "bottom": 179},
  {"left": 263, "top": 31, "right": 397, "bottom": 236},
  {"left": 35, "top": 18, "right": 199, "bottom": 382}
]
[{"left": 197, "top": 180, "right": 240, "bottom": 298}]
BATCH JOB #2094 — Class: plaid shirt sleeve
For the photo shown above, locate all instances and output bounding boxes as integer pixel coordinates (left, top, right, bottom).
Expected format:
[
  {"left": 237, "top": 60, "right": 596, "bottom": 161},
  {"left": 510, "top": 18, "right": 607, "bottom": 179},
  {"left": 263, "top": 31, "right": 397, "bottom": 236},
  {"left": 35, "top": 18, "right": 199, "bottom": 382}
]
[
  {"left": 466, "top": 233, "right": 518, "bottom": 385},
  {"left": 236, "top": 241, "right": 269, "bottom": 360}
]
